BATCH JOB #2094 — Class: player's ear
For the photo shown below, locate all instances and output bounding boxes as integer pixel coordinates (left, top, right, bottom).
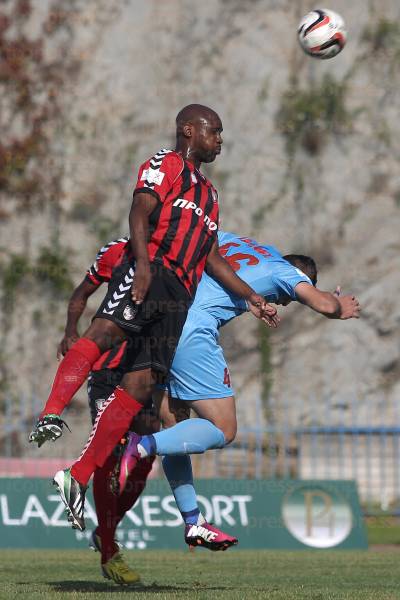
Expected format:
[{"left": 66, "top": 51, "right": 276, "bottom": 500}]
[{"left": 182, "top": 123, "right": 192, "bottom": 138}]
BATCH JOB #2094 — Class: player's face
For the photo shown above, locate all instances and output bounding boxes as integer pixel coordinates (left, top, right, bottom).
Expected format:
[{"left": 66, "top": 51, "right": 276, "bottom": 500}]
[{"left": 192, "top": 115, "right": 223, "bottom": 163}]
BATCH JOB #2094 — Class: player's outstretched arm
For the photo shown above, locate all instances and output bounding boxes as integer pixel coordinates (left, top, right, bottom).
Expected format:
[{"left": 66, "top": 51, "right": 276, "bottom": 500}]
[
  {"left": 295, "top": 282, "right": 361, "bottom": 319},
  {"left": 129, "top": 192, "right": 158, "bottom": 304},
  {"left": 206, "top": 240, "right": 280, "bottom": 327},
  {"left": 57, "top": 279, "right": 99, "bottom": 360}
]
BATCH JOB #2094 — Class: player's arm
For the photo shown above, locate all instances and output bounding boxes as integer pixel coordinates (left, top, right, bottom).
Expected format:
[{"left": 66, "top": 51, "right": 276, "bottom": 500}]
[
  {"left": 295, "top": 282, "right": 361, "bottom": 319},
  {"left": 205, "top": 239, "right": 279, "bottom": 327},
  {"left": 129, "top": 153, "right": 182, "bottom": 304},
  {"left": 57, "top": 279, "right": 99, "bottom": 359},
  {"left": 129, "top": 192, "right": 158, "bottom": 304}
]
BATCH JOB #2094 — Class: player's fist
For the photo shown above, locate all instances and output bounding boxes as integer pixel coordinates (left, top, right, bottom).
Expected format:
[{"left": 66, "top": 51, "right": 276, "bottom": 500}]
[
  {"left": 248, "top": 293, "right": 280, "bottom": 328},
  {"left": 131, "top": 259, "right": 152, "bottom": 304},
  {"left": 338, "top": 295, "right": 361, "bottom": 319},
  {"left": 57, "top": 332, "right": 79, "bottom": 360}
]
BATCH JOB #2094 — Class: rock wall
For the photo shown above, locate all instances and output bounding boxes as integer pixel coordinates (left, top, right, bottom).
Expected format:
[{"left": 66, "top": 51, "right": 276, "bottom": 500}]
[{"left": 1, "top": 0, "right": 400, "bottom": 454}]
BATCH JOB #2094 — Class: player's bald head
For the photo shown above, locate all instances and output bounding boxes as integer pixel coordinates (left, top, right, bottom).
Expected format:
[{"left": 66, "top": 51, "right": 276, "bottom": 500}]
[
  {"left": 175, "top": 104, "right": 223, "bottom": 165},
  {"left": 176, "top": 104, "right": 221, "bottom": 134}
]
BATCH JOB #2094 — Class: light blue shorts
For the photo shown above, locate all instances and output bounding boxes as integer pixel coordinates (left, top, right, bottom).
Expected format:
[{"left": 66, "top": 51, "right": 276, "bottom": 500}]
[{"left": 167, "top": 310, "right": 234, "bottom": 401}]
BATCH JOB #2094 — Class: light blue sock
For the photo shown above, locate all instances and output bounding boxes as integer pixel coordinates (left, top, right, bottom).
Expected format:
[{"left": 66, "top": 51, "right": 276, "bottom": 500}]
[
  {"left": 162, "top": 455, "right": 204, "bottom": 525},
  {"left": 152, "top": 418, "right": 226, "bottom": 455}
]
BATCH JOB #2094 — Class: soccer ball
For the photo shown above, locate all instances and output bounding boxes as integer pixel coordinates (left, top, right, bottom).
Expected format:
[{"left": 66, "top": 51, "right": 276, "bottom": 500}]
[{"left": 298, "top": 8, "right": 347, "bottom": 59}]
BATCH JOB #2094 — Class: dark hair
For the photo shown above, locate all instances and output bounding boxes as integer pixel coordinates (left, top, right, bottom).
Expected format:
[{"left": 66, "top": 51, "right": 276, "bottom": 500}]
[{"left": 282, "top": 254, "right": 318, "bottom": 286}]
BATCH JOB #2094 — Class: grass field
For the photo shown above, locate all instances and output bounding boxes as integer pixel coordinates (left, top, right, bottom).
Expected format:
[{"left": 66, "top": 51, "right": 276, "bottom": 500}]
[
  {"left": 1, "top": 549, "right": 400, "bottom": 600},
  {"left": 366, "top": 516, "right": 400, "bottom": 545}
]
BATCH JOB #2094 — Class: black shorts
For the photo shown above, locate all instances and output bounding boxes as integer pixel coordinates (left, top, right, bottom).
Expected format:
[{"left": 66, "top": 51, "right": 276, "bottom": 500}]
[
  {"left": 87, "top": 368, "right": 125, "bottom": 424},
  {"left": 87, "top": 368, "right": 157, "bottom": 433},
  {"left": 95, "top": 262, "right": 191, "bottom": 376}
]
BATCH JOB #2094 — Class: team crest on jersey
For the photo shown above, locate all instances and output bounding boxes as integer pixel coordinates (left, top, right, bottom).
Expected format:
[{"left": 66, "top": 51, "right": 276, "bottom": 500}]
[
  {"left": 141, "top": 168, "right": 165, "bottom": 186},
  {"left": 191, "top": 173, "right": 198, "bottom": 184},
  {"left": 123, "top": 305, "right": 137, "bottom": 321},
  {"left": 211, "top": 189, "right": 218, "bottom": 202}
]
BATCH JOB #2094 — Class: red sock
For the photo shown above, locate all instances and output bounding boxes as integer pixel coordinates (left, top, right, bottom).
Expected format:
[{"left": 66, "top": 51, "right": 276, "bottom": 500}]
[
  {"left": 92, "top": 453, "right": 120, "bottom": 564},
  {"left": 41, "top": 338, "right": 101, "bottom": 417},
  {"left": 71, "top": 386, "right": 143, "bottom": 486},
  {"left": 116, "top": 456, "right": 155, "bottom": 522},
  {"left": 95, "top": 455, "right": 155, "bottom": 564}
]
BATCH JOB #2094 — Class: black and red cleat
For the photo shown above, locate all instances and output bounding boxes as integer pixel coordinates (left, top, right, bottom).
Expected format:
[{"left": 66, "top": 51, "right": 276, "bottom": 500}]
[
  {"left": 29, "top": 414, "right": 70, "bottom": 448},
  {"left": 184, "top": 522, "right": 238, "bottom": 551}
]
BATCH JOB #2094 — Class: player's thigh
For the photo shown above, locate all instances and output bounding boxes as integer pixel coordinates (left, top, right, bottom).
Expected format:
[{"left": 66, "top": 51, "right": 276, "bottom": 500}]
[
  {"left": 189, "top": 396, "right": 237, "bottom": 444},
  {"left": 169, "top": 321, "right": 235, "bottom": 402},
  {"left": 156, "top": 390, "right": 190, "bottom": 428},
  {"left": 83, "top": 317, "right": 126, "bottom": 352},
  {"left": 120, "top": 368, "right": 157, "bottom": 404},
  {"left": 116, "top": 267, "right": 191, "bottom": 400}
]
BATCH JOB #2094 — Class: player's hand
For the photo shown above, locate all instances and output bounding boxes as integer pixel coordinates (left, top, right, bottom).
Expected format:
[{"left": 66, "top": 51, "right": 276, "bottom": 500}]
[
  {"left": 248, "top": 293, "right": 280, "bottom": 328},
  {"left": 338, "top": 294, "right": 361, "bottom": 319},
  {"left": 57, "top": 333, "right": 79, "bottom": 360},
  {"left": 131, "top": 260, "right": 152, "bottom": 304}
]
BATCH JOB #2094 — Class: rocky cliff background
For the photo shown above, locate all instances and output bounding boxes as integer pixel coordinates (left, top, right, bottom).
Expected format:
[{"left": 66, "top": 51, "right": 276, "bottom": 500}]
[{"left": 1, "top": 0, "right": 400, "bottom": 457}]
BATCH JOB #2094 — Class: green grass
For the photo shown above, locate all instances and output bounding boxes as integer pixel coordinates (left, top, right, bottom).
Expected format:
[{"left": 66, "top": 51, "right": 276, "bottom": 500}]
[
  {"left": 366, "top": 516, "right": 400, "bottom": 545},
  {"left": 1, "top": 549, "right": 400, "bottom": 599}
]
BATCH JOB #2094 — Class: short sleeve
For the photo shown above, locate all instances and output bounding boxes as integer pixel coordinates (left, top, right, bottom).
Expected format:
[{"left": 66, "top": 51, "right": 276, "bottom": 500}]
[
  {"left": 86, "top": 238, "right": 128, "bottom": 285},
  {"left": 273, "top": 265, "right": 313, "bottom": 300},
  {"left": 133, "top": 149, "right": 183, "bottom": 204}
]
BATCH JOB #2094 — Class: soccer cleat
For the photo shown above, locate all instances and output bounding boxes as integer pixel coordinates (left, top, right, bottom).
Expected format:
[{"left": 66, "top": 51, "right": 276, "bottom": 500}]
[
  {"left": 184, "top": 522, "right": 238, "bottom": 551},
  {"left": 29, "top": 414, "right": 70, "bottom": 448},
  {"left": 89, "top": 529, "right": 121, "bottom": 553},
  {"left": 53, "top": 468, "right": 87, "bottom": 531},
  {"left": 101, "top": 552, "right": 140, "bottom": 585},
  {"left": 112, "top": 432, "right": 142, "bottom": 495}
]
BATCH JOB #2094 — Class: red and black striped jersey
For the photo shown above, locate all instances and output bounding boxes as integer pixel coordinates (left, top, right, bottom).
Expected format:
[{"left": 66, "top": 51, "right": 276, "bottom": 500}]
[
  {"left": 134, "top": 149, "right": 219, "bottom": 296},
  {"left": 84, "top": 238, "right": 131, "bottom": 371},
  {"left": 85, "top": 237, "right": 130, "bottom": 286}
]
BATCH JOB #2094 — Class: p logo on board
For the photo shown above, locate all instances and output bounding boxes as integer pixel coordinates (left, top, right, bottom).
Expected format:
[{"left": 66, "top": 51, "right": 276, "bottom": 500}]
[{"left": 282, "top": 484, "right": 353, "bottom": 548}]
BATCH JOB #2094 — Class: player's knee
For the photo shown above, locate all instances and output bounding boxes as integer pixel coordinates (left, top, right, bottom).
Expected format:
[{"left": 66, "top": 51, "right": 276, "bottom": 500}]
[
  {"left": 161, "top": 409, "right": 187, "bottom": 429},
  {"left": 161, "top": 414, "right": 177, "bottom": 429},
  {"left": 160, "top": 397, "right": 190, "bottom": 429},
  {"left": 221, "top": 421, "right": 237, "bottom": 445},
  {"left": 121, "top": 371, "right": 155, "bottom": 404},
  {"left": 133, "top": 410, "right": 160, "bottom": 435},
  {"left": 86, "top": 319, "right": 125, "bottom": 353},
  {"left": 129, "top": 381, "right": 154, "bottom": 403}
]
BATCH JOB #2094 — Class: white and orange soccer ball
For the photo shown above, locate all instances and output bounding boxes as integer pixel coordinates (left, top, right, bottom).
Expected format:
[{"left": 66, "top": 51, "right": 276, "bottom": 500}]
[{"left": 298, "top": 8, "right": 347, "bottom": 59}]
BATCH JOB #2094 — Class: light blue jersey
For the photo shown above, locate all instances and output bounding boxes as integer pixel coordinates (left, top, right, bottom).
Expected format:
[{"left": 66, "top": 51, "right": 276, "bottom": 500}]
[
  {"left": 192, "top": 231, "right": 312, "bottom": 327},
  {"left": 168, "top": 231, "right": 312, "bottom": 401}
]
